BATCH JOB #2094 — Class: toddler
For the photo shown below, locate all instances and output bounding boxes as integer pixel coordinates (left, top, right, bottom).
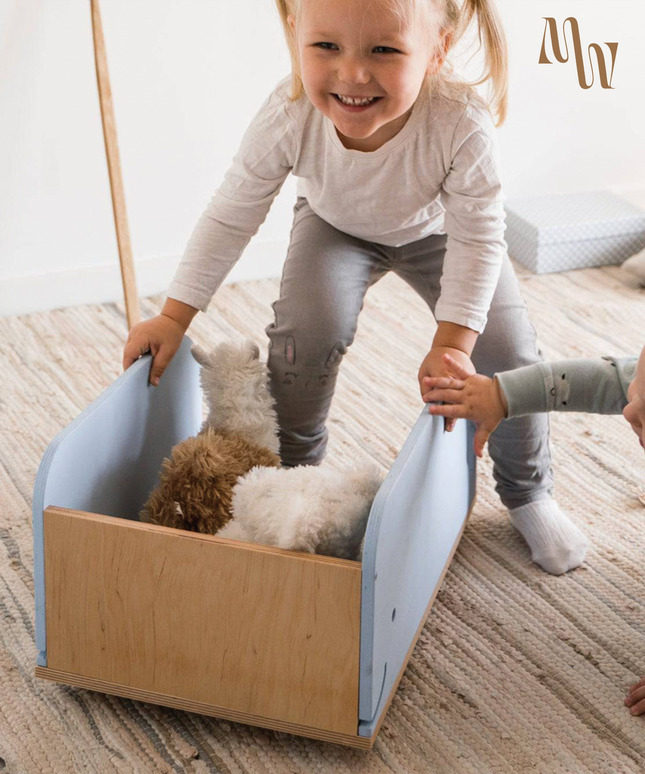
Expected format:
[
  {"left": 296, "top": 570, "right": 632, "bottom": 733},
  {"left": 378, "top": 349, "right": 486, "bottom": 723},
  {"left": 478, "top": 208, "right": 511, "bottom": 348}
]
[
  {"left": 123, "top": 0, "right": 585, "bottom": 576},
  {"left": 423, "top": 345, "right": 645, "bottom": 715}
]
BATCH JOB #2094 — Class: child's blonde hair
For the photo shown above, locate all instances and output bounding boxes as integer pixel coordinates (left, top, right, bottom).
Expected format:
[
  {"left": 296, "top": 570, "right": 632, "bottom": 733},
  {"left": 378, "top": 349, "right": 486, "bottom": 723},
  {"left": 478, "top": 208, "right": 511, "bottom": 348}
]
[{"left": 274, "top": 0, "right": 508, "bottom": 126}]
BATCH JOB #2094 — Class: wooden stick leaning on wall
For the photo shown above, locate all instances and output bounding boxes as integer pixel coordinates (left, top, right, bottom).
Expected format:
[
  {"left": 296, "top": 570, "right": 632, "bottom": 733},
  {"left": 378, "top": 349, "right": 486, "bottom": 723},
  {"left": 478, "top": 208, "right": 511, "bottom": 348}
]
[{"left": 90, "top": 0, "right": 141, "bottom": 329}]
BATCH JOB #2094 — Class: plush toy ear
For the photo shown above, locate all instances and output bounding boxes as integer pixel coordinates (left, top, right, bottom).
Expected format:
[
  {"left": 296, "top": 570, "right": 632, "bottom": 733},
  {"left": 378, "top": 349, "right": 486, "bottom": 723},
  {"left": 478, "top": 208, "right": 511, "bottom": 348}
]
[
  {"left": 193, "top": 340, "right": 260, "bottom": 368},
  {"left": 242, "top": 340, "right": 261, "bottom": 360},
  {"left": 190, "top": 344, "right": 211, "bottom": 367},
  {"left": 346, "top": 464, "right": 383, "bottom": 497}
]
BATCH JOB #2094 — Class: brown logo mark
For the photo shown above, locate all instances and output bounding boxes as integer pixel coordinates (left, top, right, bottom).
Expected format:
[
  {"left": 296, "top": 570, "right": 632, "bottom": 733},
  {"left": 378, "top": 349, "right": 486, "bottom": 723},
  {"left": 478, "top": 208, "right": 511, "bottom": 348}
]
[{"left": 539, "top": 17, "right": 618, "bottom": 89}]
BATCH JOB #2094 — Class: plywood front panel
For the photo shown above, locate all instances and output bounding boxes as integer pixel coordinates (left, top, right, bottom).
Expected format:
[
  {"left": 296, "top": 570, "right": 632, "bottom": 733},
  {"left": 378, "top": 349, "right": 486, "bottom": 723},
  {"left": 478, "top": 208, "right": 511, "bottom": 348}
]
[{"left": 44, "top": 507, "right": 361, "bottom": 735}]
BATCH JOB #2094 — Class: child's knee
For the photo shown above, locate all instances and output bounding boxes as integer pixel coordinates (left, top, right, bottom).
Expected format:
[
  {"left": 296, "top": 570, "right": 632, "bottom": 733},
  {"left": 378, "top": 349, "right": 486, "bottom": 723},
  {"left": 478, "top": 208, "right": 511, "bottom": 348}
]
[{"left": 266, "top": 325, "right": 348, "bottom": 385}]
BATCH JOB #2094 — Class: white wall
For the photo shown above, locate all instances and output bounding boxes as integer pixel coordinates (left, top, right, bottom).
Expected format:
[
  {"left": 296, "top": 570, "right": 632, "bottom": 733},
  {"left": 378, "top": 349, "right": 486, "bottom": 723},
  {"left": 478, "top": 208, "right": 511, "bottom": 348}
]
[
  {"left": 493, "top": 0, "right": 645, "bottom": 199},
  {"left": 1, "top": 0, "right": 643, "bottom": 317}
]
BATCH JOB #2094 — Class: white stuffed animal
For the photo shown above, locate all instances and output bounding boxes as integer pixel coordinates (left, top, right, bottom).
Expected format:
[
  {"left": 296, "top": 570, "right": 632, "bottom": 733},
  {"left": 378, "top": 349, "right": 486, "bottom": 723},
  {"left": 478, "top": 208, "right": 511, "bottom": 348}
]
[
  {"left": 192, "top": 340, "right": 280, "bottom": 454},
  {"left": 190, "top": 339, "right": 383, "bottom": 559},
  {"left": 218, "top": 462, "right": 382, "bottom": 560}
]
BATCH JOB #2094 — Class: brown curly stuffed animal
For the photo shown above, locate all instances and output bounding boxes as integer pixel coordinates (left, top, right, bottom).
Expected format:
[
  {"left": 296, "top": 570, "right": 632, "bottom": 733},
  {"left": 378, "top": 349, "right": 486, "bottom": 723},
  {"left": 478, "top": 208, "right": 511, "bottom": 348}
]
[
  {"left": 139, "top": 340, "right": 281, "bottom": 534},
  {"left": 140, "top": 428, "right": 279, "bottom": 533}
]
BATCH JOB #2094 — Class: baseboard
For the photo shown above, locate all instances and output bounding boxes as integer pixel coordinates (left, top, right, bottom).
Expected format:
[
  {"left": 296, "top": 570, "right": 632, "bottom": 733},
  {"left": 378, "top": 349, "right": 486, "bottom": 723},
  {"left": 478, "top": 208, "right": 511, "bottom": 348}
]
[{"left": 0, "top": 239, "right": 288, "bottom": 318}]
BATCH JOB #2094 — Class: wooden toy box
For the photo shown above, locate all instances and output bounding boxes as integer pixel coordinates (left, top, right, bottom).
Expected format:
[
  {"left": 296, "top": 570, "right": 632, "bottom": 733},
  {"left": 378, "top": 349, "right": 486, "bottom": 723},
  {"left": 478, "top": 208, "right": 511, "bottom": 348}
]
[{"left": 33, "top": 337, "right": 475, "bottom": 748}]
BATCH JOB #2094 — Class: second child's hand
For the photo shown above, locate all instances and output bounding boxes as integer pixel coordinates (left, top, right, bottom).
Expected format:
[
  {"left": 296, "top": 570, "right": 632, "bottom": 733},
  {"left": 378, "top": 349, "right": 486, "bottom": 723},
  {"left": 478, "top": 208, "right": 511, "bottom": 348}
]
[
  {"left": 421, "top": 353, "right": 508, "bottom": 457},
  {"left": 418, "top": 347, "right": 475, "bottom": 432}
]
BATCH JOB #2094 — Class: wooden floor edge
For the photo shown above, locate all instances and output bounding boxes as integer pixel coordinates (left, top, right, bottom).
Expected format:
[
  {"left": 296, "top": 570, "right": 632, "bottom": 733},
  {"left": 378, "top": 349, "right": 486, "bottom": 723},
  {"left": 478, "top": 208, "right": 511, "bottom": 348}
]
[{"left": 34, "top": 667, "right": 375, "bottom": 749}]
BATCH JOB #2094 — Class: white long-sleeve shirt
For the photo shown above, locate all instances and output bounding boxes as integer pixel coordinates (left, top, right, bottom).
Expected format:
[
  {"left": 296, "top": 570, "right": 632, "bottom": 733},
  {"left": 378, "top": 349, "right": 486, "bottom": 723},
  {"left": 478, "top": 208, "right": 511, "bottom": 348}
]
[{"left": 167, "top": 75, "right": 507, "bottom": 332}]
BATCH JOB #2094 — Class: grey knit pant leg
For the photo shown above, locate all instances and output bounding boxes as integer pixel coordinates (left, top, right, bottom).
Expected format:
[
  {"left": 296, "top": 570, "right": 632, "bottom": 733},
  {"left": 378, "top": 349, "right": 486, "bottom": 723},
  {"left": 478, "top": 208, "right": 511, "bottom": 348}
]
[
  {"left": 266, "top": 197, "right": 392, "bottom": 466},
  {"left": 393, "top": 231, "right": 555, "bottom": 509},
  {"left": 266, "top": 197, "right": 555, "bottom": 509}
]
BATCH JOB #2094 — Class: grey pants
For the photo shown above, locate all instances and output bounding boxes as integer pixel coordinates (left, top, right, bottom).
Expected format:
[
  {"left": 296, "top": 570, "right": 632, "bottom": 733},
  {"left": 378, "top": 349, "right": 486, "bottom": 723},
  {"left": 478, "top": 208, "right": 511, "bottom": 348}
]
[{"left": 265, "top": 197, "right": 554, "bottom": 509}]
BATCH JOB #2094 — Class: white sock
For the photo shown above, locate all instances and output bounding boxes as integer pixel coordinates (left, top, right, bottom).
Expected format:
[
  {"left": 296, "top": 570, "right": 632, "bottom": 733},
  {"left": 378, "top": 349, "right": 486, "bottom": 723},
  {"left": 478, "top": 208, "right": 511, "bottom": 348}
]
[{"left": 508, "top": 500, "right": 589, "bottom": 575}]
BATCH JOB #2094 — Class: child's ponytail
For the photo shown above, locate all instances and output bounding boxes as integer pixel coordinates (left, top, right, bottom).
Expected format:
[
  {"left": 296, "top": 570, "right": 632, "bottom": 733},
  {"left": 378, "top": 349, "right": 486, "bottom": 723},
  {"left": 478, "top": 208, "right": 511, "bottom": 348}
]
[
  {"left": 442, "top": 0, "right": 508, "bottom": 126},
  {"left": 274, "top": 0, "right": 305, "bottom": 101}
]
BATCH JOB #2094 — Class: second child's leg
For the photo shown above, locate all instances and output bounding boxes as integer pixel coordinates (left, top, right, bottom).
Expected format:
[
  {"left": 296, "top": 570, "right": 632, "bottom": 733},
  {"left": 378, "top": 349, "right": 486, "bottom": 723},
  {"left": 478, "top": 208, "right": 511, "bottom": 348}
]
[{"left": 266, "top": 198, "right": 390, "bottom": 467}]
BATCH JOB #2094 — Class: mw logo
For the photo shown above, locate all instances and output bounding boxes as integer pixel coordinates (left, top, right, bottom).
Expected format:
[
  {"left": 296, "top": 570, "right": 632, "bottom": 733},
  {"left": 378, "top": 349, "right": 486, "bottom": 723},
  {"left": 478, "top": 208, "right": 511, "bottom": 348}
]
[{"left": 539, "top": 17, "right": 618, "bottom": 89}]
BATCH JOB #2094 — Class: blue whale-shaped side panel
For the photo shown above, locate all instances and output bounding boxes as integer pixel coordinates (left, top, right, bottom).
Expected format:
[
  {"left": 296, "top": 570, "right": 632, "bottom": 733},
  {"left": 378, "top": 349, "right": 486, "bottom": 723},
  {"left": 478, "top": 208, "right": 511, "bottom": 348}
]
[
  {"left": 358, "top": 409, "right": 476, "bottom": 736},
  {"left": 33, "top": 336, "right": 202, "bottom": 666}
]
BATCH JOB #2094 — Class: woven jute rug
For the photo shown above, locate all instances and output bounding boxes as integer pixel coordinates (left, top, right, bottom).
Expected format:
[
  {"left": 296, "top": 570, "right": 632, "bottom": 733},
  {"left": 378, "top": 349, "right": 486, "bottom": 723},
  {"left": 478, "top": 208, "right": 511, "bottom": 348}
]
[{"left": 1, "top": 261, "right": 645, "bottom": 773}]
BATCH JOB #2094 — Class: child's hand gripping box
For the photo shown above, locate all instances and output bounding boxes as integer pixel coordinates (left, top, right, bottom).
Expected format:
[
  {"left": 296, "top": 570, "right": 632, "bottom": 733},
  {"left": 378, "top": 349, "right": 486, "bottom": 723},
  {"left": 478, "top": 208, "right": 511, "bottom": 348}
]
[{"left": 504, "top": 190, "right": 645, "bottom": 274}]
